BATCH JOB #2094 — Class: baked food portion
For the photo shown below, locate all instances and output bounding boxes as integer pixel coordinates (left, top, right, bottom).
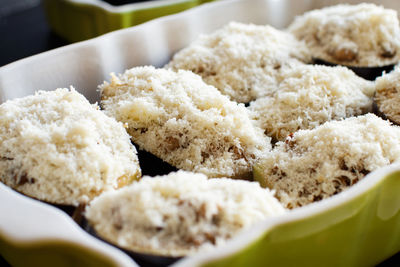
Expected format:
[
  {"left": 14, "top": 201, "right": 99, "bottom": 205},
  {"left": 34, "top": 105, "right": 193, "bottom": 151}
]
[
  {"left": 288, "top": 3, "right": 400, "bottom": 67},
  {"left": 254, "top": 114, "right": 400, "bottom": 209},
  {"left": 85, "top": 171, "right": 286, "bottom": 257},
  {"left": 100, "top": 66, "right": 270, "bottom": 179},
  {"left": 375, "top": 65, "right": 400, "bottom": 124},
  {"left": 0, "top": 88, "right": 141, "bottom": 206},
  {"left": 166, "top": 22, "right": 311, "bottom": 103},
  {"left": 248, "top": 65, "right": 374, "bottom": 141}
]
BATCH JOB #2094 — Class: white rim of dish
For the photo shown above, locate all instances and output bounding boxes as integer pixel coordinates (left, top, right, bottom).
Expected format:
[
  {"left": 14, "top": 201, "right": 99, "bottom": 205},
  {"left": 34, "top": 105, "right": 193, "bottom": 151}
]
[
  {"left": 65, "top": 0, "right": 208, "bottom": 13},
  {"left": 0, "top": 183, "right": 139, "bottom": 266}
]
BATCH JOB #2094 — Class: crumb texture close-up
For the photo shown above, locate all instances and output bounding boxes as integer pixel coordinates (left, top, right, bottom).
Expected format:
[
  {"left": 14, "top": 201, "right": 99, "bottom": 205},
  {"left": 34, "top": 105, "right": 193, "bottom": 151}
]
[
  {"left": 100, "top": 66, "right": 271, "bottom": 179},
  {"left": 254, "top": 114, "right": 400, "bottom": 209},
  {"left": 0, "top": 88, "right": 141, "bottom": 206},
  {"left": 166, "top": 21, "right": 311, "bottom": 103},
  {"left": 86, "top": 171, "right": 286, "bottom": 257},
  {"left": 288, "top": 3, "right": 400, "bottom": 67},
  {"left": 248, "top": 64, "right": 374, "bottom": 141},
  {"left": 375, "top": 65, "right": 400, "bottom": 124}
]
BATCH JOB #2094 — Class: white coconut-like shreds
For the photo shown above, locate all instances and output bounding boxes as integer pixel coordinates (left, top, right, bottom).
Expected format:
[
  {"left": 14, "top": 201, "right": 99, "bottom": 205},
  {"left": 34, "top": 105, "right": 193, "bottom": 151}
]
[
  {"left": 85, "top": 171, "right": 286, "bottom": 257},
  {"left": 100, "top": 66, "right": 271, "bottom": 179},
  {"left": 288, "top": 3, "right": 400, "bottom": 67},
  {"left": 254, "top": 114, "right": 400, "bottom": 209},
  {"left": 375, "top": 66, "right": 400, "bottom": 124},
  {"left": 0, "top": 88, "right": 141, "bottom": 206},
  {"left": 166, "top": 21, "right": 311, "bottom": 103},
  {"left": 249, "top": 65, "right": 374, "bottom": 141}
]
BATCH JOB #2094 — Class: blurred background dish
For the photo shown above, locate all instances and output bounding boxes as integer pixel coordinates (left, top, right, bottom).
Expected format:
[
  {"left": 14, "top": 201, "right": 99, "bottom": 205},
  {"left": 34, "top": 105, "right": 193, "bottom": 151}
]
[{"left": 42, "top": 0, "right": 217, "bottom": 42}]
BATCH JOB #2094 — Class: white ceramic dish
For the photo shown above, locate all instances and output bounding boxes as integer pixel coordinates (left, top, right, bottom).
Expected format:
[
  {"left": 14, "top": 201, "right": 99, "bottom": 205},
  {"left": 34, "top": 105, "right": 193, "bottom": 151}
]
[{"left": 1, "top": 0, "right": 400, "bottom": 266}]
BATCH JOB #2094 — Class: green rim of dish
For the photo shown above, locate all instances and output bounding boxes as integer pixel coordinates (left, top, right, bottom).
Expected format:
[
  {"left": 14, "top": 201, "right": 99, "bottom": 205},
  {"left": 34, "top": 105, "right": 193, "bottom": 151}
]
[
  {"left": 42, "top": 0, "right": 216, "bottom": 42},
  {"left": 195, "top": 169, "right": 400, "bottom": 267},
  {"left": 0, "top": 236, "right": 119, "bottom": 267}
]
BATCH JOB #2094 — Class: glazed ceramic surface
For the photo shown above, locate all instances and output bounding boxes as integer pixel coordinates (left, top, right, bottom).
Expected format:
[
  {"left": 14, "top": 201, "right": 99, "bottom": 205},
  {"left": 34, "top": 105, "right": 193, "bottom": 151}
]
[
  {"left": 1, "top": 0, "right": 400, "bottom": 266},
  {"left": 42, "top": 0, "right": 217, "bottom": 42}
]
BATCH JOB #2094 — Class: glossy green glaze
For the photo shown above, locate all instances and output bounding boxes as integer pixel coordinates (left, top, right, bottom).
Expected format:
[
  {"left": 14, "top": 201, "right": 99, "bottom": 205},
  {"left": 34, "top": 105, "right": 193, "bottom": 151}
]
[
  {"left": 0, "top": 237, "right": 118, "bottom": 267},
  {"left": 42, "top": 0, "right": 215, "bottom": 42},
  {"left": 201, "top": 171, "right": 400, "bottom": 267}
]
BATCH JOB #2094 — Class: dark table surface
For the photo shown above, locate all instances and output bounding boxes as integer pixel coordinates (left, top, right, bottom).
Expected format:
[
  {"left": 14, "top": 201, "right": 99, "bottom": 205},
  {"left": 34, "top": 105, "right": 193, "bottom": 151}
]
[
  {"left": 0, "top": 0, "right": 399, "bottom": 266},
  {"left": 0, "top": 0, "right": 68, "bottom": 67}
]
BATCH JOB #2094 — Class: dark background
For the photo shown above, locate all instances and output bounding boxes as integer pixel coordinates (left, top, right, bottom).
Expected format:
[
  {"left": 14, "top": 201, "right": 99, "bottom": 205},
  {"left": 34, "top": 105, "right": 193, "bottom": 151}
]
[
  {"left": 0, "top": 0, "right": 399, "bottom": 266},
  {"left": 0, "top": 0, "right": 68, "bottom": 67}
]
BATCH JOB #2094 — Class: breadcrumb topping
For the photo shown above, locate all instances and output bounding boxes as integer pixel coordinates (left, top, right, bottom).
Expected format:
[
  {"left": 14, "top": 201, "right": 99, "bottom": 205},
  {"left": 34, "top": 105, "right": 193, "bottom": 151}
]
[
  {"left": 288, "top": 3, "right": 400, "bottom": 67},
  {"left": 86, "top": 171, "right": 285, "bottom": 256},
  {"left": 249, "top": 65, "right": 374, "bottom": 141},
  {"left": 375, "top": 66, "right": 400, "bottom": 124},
  {"left": 254, "top": 114, "right": 400, "bottom": 208},
  {"left": 0, "top": 88, "right": 141, "bottom": 206},
  {"left": 167, "top": 21, "right": 311, "bottom": 103},
  {"left": 100, "top": 66, "right": 271, "bottom": 179}
]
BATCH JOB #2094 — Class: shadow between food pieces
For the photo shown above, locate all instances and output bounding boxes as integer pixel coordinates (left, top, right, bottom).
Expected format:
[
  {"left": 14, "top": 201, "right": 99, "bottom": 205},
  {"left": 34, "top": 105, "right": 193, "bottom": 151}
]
[
  {"left": 135, "top": 144, "right": 178, "bottom": 177},
  {"left": 313, "top": 58, "right": 395, "bottom": 81},
  {"left": 102, "top": 0, "right": 156, "bottom": 6}
]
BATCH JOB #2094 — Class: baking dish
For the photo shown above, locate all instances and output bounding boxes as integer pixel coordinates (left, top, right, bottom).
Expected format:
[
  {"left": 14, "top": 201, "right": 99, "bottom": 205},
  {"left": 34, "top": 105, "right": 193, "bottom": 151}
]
[
  {"left": 1, "top": 0, "right": 400, "bottom": 266},
  {"left": 42, "top": 0, "right": 216, "bottom": 42}
]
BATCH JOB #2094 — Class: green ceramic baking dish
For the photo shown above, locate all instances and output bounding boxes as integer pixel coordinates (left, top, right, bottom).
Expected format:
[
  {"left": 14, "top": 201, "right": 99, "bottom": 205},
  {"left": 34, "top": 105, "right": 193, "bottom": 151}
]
[
  {"left": 42, "top": 0, "right": 216, "bottom": 42},
  {"left": 1, "top": 0, "right": 400, "bottom": 266}
]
